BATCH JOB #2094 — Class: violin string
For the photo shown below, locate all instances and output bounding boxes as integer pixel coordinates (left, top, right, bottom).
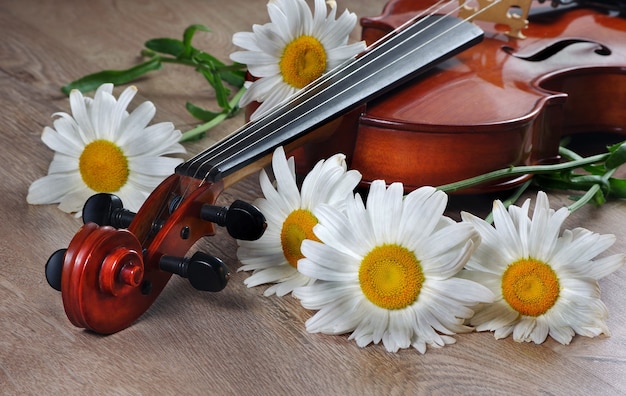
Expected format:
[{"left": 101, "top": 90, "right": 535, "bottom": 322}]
[
  {"left": 194, "top": 0, "right": 495, "bottom": 175},
  {"left": 182, "top": 0, "right": 455, "bottom": 176},
  {"left": 168, "top": 0, "right": 460, "bottom": 212},
  {"left": 173, "top": 0, "right": 503, "bottom": 212}
]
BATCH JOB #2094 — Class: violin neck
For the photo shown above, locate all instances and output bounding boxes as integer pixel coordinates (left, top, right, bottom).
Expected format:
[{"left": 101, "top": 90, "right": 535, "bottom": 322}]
[{"left": 176, "top": 14, "right": 484, "bottom": 183}]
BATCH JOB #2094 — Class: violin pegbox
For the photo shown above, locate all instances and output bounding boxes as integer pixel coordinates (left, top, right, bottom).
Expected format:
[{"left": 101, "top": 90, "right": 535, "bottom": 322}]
[
  {"left": 45, "top": 175, "right": 266, "bottom": 334},
  {"left": 458, "top": 0, "right": 532, "bottom": 39}
]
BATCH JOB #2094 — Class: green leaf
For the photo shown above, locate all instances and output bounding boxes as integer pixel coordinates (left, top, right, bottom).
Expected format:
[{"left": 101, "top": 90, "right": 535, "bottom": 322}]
[
  {"left": 594, "top": 189, "right": 607, "bottom": 205},
  {"left": 605, "top": 140, "right": 626, "bottom": 170},
  {"left": 533, "top": 177, "right": 574, "bottom": 191},
  {"left": 183, "top": 24, "right": 210, "bottom": 59},
  {"left": 61, "top": 57, "right": 162, "bottom": 95},
  {"left": 219, "top": 68, "right": 246, "bottom": 87},
  {"left": 608, "top": 178, "right": 626, "bottom": 198},
  {"left": 185, "top": 101, "right": 221, "bottom": 122},
  {"left": 144, "top": 38, "right": 185, "bottom": 57},
  {"left": 200, "top": 68, "right": 230, "bottom": 110},
  {"left": 582, "top": 163, "right": 607, "bottom": 176},
  {"left": 193, "top": 51, "right": 226, "bottom": 67},
  {"left": 194, "top": 52, "right": 246, "bottom": 87},
  {"left": 608, "top": 140, "right": 626, "bottom": 152}
]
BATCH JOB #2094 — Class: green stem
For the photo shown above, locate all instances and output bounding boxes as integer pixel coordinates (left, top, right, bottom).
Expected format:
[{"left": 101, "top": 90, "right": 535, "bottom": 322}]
[
  {"left": 436, "top": 152, "right": 609, "bottom": 193},
  {"left": 484, "top": 179, "right": 532, "bottom": 224},
  {"left": 567, "top": 184, "right": 601, "bottom": 212},
  {"left": 567, "top": 167, "right": 618, "bottom": 212},
  {"left": 558, "top": 146, "right": 583, "bottom": 161},
  {"left": 179, "top": 86, "right": 246, "bottom": 142},
  {"left": 159, "top": 56, "right": 243, "bottom": 74}
]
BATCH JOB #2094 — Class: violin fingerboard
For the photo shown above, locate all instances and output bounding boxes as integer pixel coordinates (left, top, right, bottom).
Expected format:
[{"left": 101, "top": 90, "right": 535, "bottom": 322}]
[{"left": 177, "top": 14, "right": 484, "bottom": 183}]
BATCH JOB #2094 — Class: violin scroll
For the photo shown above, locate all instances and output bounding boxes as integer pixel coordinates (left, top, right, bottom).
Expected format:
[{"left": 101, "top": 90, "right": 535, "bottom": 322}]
[{"left": 45, "top": 176, "right": 266, "bottom": 334}]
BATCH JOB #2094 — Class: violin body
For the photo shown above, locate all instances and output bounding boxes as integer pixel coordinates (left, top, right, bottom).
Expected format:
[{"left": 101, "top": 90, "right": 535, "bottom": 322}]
[{"left": 290, "top": 0, "right": 626, "bottom": 191}]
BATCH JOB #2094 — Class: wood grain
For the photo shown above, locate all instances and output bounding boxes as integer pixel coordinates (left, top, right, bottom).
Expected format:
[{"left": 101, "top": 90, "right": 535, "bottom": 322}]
[{"left": 1, "top": 0, "right": 625, "bottom": 394}]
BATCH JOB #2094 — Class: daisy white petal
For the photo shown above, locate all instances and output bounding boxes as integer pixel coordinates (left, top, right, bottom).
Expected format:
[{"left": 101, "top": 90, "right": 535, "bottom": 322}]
[
  {"left": 239, "top": 77, "right": 278, "bottom": 107},
  {"left": 127, "top": 156, "right": 183, "bottom": 176},
  {"left": 295, "top": 182, "right": 493, "bottom": 352},
  {"left": 236, "top": 146, "right": 361, "bottom": 297},
  {"left": 400, "top": 187, "right": 447, "bottom": 249},
  {"left": 238, "top": 251, "right": 287, "bottom": 271},
  {"left": 47, "top": 154, "right": 78, "bottom": 174},
  {"left": 344, "top": 191, "right": 376, "bottom": 254},
  {"left": 294, "top": 281, "right": 360, "bottom": 309},
  {"left": 231, "top": 30, "right": 262, "bottom": 51},
  {"left": 492, "top": 199, "right": 525, "bottom": 261},
  {"left": 419, "top": 224, "right": 479, "bottom": 279},
  {"left": 512, "top": 317, "right": 538, "bottom": 343},
  {"left": 41, "top": 126, "right": 83, "bottom": 158},
  {"left": 117, "top": 101, "right": 157, "bottom": 145},
  {"left": 27, "top": 173, "right": 82, "bottom": 205},
  {"left": 58, "top": 186, "right": 95, "bottom": 214},
  {"left": 574, "top": 253, "right": 625, "bottom": 280},
  {"left": 116, "top": 184, "right": 149, "bottom": 213},
  {"left": 68, "top": 89, "right": 95, "bottom": 140},
  {"left": 272, "top": 147, "right": 302, "bottom": 209},
  {"left": 306, "top": 293, "right": 367, "bottom": 334},
  {"left": 264, "top": 275, "right": 305, "bottom": 293},
  {"left": 91, "top": 87, "right": 118, "bottom": 141},
  {"left": 299, "top": 241, "right": 358, "bottom": 281},
  {"left": 460, "top": 211, "right": 511, "bottom": 274},
  {"left": 463, "top": 191, "right": 625, "bottom": 345},
  {"left": 529, "top": 194, "right": 570, "bottom": 262},
  {"left": 248, "top": 83, "right": 296, "bottom": 119},
  {"left": 123, "top": 122, "right": 184, "bottom": 157},
  {"left": 28, "top": 84, "right": 184, "bottom": 215},
  {"left": 230, "top": 0, "right": 366, "bottom": 120},
  {"left": 109, "top": 85, "right": 137, "bottom": 135},
  {"left": 245, "top": 263, "right": 293, "bottom": 283}
]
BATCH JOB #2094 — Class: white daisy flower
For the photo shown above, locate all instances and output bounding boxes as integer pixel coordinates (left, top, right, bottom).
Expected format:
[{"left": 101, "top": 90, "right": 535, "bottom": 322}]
[
  {"left": 230, "top": 0, "right": 366, "bottom": 120},
  {"left": 27, "top": 83, "right": 185, "bottom": 215},
  {"left": 237, "top": 146, "right": 361, "bottom": 296},
  {"left": 292, "top": 180, "right": 494, "bottom": 353},
  {"left": 461, "top": 191, "right": 625, "bottom": 345}
]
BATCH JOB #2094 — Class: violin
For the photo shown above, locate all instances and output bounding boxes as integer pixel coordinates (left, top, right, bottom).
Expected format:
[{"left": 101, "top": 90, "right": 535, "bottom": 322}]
[
  {"left": 45, "top": 0, "right": 626, "bottom": 334},
  {"left": 288, "top": 0, "right": 626, "bottom": 191}
]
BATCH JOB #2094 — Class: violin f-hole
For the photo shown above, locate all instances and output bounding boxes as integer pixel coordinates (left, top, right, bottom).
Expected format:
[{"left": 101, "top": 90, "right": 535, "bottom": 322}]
[{"left": 502, "top": 39, "right": 612, "bottom": 61}]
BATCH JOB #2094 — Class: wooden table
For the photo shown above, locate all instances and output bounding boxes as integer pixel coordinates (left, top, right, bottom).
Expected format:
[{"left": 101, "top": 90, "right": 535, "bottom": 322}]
[{"left": 1, "top": 0, "right": 625, "bottom": 394}]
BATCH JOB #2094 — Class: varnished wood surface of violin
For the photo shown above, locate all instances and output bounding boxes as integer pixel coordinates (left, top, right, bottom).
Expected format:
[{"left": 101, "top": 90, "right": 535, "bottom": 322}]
[
  {"left": 295, "top": 0, "right": 626, "bottom": 191},
  {"left": 2, "top": 0, "right": 626, "bottom": 394}
]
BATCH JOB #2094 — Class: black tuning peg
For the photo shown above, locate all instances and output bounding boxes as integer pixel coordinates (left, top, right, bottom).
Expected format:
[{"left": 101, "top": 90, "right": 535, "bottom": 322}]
[
  {"left": 82, "top": 193, "right": 135, "bottom": 228},
  {"left": 201, "top": 200, "right": 266, "bottom": 241},
  {"left": 159, "top": 252, "right": 230, "bottom": 292},
  {"left": 45, "top": 248, "right": 66, "bottom": 291}
]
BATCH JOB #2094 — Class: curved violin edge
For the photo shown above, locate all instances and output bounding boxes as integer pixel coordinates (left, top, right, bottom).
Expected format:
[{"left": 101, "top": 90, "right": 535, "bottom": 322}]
[
  {"left": 62, "top": 224, "right": 153, "bottom": 335},
  {"left": 57, "top": 174, "right": 226, "bottom": 334},
  {"left": 340, "top": 0, "right": 626, "bottom": 193}
]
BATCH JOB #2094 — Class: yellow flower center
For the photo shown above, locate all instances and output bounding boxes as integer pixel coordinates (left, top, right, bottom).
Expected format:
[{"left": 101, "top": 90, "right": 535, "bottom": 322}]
[
  {"left": 501, "top": 258, "right": 560, "bottom": 317},
  {"left": 359, "top": 244, "right": 424, "bottom": 310},
  {"left": 79, "top": 139, "right": 129, "bottom": 192},
  {"left": 279, "top": 35, "right": 327, "bottom": 89},
  {"left": 280, "top": 209, "right": 321, "bottom": 268}
]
